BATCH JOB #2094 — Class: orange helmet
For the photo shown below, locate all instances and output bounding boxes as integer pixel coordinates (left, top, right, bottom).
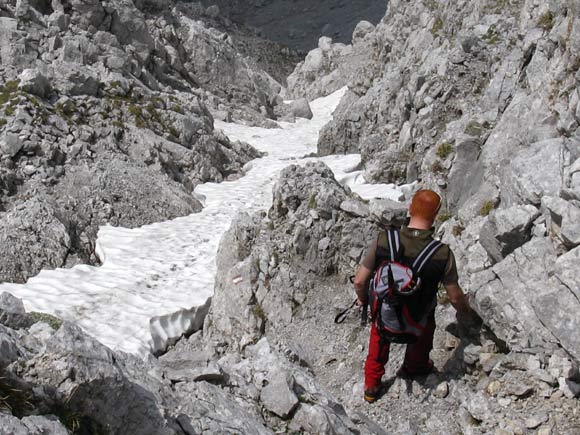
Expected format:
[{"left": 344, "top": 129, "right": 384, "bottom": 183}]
[{"left": 409, "top": 190, "right": 442, "bottom": 221}]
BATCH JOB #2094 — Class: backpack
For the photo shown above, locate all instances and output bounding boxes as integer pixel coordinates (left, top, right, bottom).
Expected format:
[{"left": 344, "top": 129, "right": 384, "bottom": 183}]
[{"left": 369, "top": 228, "right": 443, "bottom": 344}]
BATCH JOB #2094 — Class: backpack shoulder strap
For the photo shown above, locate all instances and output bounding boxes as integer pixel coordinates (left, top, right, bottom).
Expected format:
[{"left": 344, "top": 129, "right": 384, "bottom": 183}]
[
  {"left": 376, "top": 228, "right": 403, "bottom": 263},
  {"left": 412, "top": 239, "right": 444, "bottom": 274}
]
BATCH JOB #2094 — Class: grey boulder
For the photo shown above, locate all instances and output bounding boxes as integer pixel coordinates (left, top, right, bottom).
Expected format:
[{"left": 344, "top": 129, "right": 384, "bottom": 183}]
[{"left": 479, "top": 205, "right": 540, "bottom": 263}]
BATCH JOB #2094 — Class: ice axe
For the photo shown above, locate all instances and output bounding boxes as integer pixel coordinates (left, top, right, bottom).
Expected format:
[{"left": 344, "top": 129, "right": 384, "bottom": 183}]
[{"left": 334, "top": 276, "right": 368, "bottom": 325}]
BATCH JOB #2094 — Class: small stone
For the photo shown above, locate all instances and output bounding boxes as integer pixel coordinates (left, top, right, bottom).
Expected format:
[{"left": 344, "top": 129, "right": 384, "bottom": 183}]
[
  {"left": 505, "top": 383, "right": 534, "bottom": 398},
  {"left": 487, "top": 380, "right": 502, "bottom": 396},
  {"left": 0, "top": 133, "right": 24, "bottom": 157},
  {"left": 498, "top": 398, "right": 511, "bottom": 407},
  {"left": 525, "top": 412, "right": 549, "bottom": 429},
  {"left": 463, "top": 344, "right": 482, "bottom": 365},
  {"left": 445, "top": 334, "right": 460, "bottom": 349},
  {"left": 318, "top": 237, "right": 331, "bottom": 251},
  {"left": 433, "top": 381, "right": 449, "bottom": 398},
  {"left": 466, "top": 392, "right": 493, "bottom": 421},
  {"left": 530, "top": 369, "right": 558, "bottom": 387},
  {"left": 340, "top": 199, "right": 369, "bottom": 217},
  {"left": 288, "top": 98, "right": 313, "bottom": 120},
  {"left": 260, "top": 371, "right": 299, "bottom": 419},
  {"left": 23, "top": 164, "right": 37, "bottom": 176}
]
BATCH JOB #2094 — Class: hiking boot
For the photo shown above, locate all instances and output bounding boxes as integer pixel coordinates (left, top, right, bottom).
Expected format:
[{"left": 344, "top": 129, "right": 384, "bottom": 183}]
[
  {"left": 396, "top": 360, "right": 434, "bottom": 379},
  {"left": 363, "top": 386, "right": 381, "bottom": 403}
]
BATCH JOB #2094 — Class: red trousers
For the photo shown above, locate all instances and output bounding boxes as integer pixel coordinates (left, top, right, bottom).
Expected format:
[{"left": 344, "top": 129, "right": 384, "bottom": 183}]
[{"left": 364, "top": 310, "right": 436, "bottom": 390}]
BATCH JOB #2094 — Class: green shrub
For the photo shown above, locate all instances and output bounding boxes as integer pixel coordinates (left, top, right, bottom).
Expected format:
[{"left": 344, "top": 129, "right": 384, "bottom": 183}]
[
  {"left": 436, "top": 142, "right": 454, "bottom": 159},
  {"left": 538, "top": 11, "right": 554, "bottom": 31},
  {"left": 128, "top": 104, "right": 142, "bottom": 117},
  {"left": 465, "top": 121, "right": 485, "bottom": 137},
  {"left": 437, "top": 211, "right": 452, "bottom": 222},
  {"left": 0, "top": 118, "right": 6, "bottom": 128},
  {"left": 431, "top": 17, "right": 444, "bottom": 36},
  {"left": 168, "top": 125, "right": 180, "bottom": 138},
  {"left": 431, "top": 160, "right": 445, "bottom": 174}
]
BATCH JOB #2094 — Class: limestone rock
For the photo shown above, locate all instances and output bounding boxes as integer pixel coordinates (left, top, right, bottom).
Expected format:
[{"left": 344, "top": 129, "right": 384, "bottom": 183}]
[
  {"left": 0, "top": 415, "right": 69, "bottom": 435},
  {"left": 0, "top": 292, "right": 32, "bottom": 329},
  {"left": 352, "top": 21, "right": 375, "bottom": 44},
  {"left": 18, "top": 68, "right": 52, "bottom": 98},
  {"left": 288, "top": 98, "right": 313, "bottom": 119},
  {"left": 368, "top": 198, "right": 408, "bottom": 227},
  {"left": 260, "top": 371, "right": 299, "bottom": 419},
  {"left": 541, "top": 196, "right": 580, "bottom": 249},
  {"left": 479, "top": 205, "right": 540, "bottom": 263},
  {"left": 466, "top": 392, "right": 493, "bottom": 422},
  {"left": 0, "top": 199, "right": 71, "bottom": 283}
]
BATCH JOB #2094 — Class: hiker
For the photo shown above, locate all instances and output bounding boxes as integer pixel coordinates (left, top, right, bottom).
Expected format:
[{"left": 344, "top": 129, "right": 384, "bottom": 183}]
[{"left": 354, "top": 189, "right": 475, "bottom": 403}]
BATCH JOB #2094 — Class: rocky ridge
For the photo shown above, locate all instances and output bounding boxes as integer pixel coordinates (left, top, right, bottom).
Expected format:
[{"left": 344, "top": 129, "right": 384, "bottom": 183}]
[{"left": 0, "top": 0, "right": 301, "bottom": 282}]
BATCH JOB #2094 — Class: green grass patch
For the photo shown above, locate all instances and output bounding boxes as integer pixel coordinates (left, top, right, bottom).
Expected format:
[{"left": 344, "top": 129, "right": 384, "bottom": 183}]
[
  {"left": 431, "top": 16, "right": 444, "bottom": 37},
  {"left": 55, "top": 100, "right": 77, "bottom": 121},
  {"left": 436, "top": 142, "right": 454, "bottom": 159},
  {"left": 252, "top": 304, "right": 267, "bottom": 322},
  {"left": 308, "top": 194, "right": 317, "bottom": 209},
  {"left": 482, "top": 25, "right": 501, "bottom": 44},
  {"left": 171, "top": 104, "right": 184, "bottom": 114},
  {"left": 168, "top": 125, "right": 180, "bottom": 138},
  {"left": 479, "top": 200, "right": 496, "bottom": 216},
  {"left": 0, "top": 118, "right": 6, "bottom": 129},
  {"left": 29, "top": 312, "right": 63, "bottom": 330},
  {"left": 424, "top": 0, "right": 439, "bottom": 10},
  {"left": 30, "top": 311, "right": 62, "bottom": 331}
]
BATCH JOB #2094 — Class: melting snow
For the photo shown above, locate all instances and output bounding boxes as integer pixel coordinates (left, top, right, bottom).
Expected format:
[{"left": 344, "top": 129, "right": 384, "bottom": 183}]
[{"left": 0, "top": 88, "right": 405, "bottom": 356}]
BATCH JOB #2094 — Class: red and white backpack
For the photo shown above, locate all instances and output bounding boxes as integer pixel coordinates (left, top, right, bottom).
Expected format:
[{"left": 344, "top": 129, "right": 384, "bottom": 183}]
[{"left": 369, "top": 228, "right": 443, "bottom": 343}]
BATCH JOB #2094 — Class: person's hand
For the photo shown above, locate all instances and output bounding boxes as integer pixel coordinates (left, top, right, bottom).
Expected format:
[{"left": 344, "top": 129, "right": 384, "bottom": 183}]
[{"left": 356, "top": 297, "right": 368, "bottom": 307}]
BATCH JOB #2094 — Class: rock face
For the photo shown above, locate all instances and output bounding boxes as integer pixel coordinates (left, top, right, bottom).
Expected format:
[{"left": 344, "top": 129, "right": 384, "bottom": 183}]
[
  {"left": 0, "top": 0, "right": 295, "bottom": 282},
  {"left": 198, "top": 0, "right": 387, "bottom": 52},
  {"left": 288, "top": 0, "right": 580, "bottom": 378}
]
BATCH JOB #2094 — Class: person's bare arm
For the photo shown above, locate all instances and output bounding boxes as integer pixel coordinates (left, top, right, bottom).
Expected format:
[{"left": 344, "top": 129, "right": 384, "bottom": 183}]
[
  {"left": 354, "top": 264, "right": 373, "bottom": 304},
  {"left": 444, "top": 282, "right": 471, "bottom": 314}
]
